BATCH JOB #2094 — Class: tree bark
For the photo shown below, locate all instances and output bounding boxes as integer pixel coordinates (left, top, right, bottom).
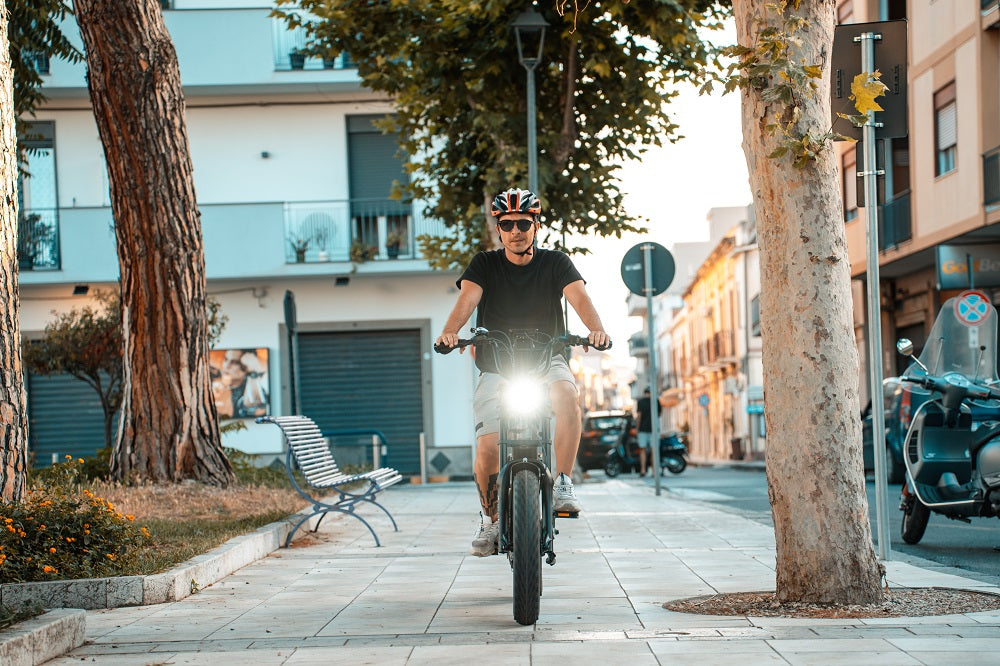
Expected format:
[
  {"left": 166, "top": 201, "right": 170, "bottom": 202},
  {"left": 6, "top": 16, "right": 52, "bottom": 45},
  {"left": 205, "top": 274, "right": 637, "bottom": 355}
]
[
  {"left": 0, "top": 3, "right": 27, "bottom": 501},
  {"left": 74, "top": 0, "right": 233, "bottom": 486},
  {"left": 733, "top": 0, "right": 884, "bottom": 603}
]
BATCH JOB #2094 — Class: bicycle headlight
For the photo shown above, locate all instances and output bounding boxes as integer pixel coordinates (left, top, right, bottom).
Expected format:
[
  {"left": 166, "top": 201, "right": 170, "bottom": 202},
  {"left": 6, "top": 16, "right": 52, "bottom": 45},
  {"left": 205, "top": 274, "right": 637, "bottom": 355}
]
[{"left": 503, "top": 377, "right": 544, "bottom": 414}]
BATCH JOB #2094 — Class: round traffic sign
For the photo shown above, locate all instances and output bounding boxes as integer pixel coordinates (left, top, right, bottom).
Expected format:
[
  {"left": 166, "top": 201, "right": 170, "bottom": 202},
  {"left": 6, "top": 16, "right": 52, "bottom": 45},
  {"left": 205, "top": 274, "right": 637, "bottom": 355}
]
[
  {"left": 954, "top": 290, "right": 992, "bottom": 327},
  {"left": 620, "top": 242, "right": 675, "bottom": 297}
]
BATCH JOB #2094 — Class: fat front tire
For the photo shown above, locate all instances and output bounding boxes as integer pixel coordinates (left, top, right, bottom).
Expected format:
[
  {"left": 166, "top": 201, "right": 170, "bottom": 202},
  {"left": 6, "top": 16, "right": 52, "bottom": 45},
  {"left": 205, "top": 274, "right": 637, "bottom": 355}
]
[
  {"left": 664, "top": 455, "right": 687, "bottom": 474},
  {"left": 512, "top": 470, "right": 541, "bottom": 626},
  {"left": 901, "top": 495, "right": 930, "bottom": 544},
  {"left": 604, "top": 457, "right": 623, "bottom": 478}
]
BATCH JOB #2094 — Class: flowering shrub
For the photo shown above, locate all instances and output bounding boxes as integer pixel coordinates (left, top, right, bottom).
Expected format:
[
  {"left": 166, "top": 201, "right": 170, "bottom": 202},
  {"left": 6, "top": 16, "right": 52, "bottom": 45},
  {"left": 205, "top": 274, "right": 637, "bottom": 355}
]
[{"left": 0, "top": 457, "right": 150, "bottom": 583}]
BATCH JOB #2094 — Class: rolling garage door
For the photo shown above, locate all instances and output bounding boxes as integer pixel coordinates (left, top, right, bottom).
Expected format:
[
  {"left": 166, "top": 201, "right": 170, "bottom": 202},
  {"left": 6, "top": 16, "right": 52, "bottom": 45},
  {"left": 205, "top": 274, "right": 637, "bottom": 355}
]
[
  {"left": 297, "top": 329, "right": 423, "bottom": 474},
  {"left": 26, "top": 372, "right": 114, "bottom": 467}
]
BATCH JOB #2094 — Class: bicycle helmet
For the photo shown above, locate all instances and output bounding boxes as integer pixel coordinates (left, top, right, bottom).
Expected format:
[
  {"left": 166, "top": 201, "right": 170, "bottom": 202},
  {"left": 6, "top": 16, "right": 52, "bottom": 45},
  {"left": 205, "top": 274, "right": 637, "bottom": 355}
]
[{"left": 491, "top": 187, "right": 541, "bottom": 219}]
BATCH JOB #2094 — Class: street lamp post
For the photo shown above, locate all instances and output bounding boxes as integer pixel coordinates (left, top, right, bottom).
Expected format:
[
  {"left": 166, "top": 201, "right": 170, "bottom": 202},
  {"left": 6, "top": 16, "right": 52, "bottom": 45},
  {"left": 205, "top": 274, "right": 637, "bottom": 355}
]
[{"left": 512, "top": 6, "right": 548, "bottom": 194}]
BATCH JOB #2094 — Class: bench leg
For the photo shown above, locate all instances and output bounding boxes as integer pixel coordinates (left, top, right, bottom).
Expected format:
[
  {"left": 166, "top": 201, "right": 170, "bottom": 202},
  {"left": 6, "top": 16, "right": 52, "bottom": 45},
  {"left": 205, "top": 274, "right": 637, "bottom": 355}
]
[
  {"left": 362, "top": 497, "right": 399, "bottom": 532},
  {"left": 294, "top": 504, "right": 383, "bottom": 548}
]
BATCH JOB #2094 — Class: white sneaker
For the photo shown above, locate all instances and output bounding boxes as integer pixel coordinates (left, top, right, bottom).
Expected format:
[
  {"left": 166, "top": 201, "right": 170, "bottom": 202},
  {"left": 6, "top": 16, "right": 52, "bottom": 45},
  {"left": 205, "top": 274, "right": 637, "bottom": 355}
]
[
  {"left": 470, "top": 513, "right": 500, "bottom": 557},
  {"left": 552, "top": 473, "right": 582, "bottom": 513}
]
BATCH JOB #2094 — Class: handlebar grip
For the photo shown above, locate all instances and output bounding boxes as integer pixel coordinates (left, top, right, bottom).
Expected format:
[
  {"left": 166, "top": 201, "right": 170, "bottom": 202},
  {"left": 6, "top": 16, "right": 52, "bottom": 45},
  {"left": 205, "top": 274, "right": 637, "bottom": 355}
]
[
  {"left": 593, "top": 340, "right": 612, "bottom": 352},
  {"left": 434, "top": 339, "right": 472, "bottom": 355}
]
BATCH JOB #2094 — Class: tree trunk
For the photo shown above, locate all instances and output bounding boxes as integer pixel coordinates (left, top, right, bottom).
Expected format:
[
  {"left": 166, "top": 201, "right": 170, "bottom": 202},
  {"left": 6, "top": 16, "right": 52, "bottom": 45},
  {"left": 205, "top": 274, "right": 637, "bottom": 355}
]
[
  {"left": 0, "top": 3, "right": 27, "bottom": 501},
  {"left": 733, "top": 0, "right": 884, "bottom": 603},
  {"left": 74, "top": 0, "right": 233, "bottom": 486}
]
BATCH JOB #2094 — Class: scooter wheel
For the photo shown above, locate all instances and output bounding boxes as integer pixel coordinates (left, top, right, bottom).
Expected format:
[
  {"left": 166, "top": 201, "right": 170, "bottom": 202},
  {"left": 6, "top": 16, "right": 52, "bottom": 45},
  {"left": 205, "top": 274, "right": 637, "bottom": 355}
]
[
  {"left": 900, "top": 496, "right": 930, "bottom": 544},
  {"left": 604, "top": 458, "right": 623, "bottom": 478},
  {"left": 664, "top": 455, "right": 687, "bottom": 474}
]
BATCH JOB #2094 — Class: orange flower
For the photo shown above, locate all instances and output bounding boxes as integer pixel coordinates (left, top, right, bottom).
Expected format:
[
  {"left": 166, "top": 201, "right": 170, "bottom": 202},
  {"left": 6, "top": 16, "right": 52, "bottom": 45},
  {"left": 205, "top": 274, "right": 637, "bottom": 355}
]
[
  {"left": 4, "top": 517, "right": 12, "bottom": 523},
  {"left": 49, "top": 547, "right": 56, "bottom": 553},
  {"left": 84, "top": 530, "right": 90, "bottom": 535},
  {"left": 77, "top": 458, "right": 84, "bottom": 464},
  {"left": 125, "top": 515, "right": 135, "bottom": 522},
  {"left": 83, "top": 523, "right": 90, "bottom": 528},
  {"left": 38, "top": 524, "right": 45, "bottom": 530},
  {"left": 65, "top": 537, "right": 75, "bottom": 543},
  {"left": 105, "top": 553, "right": 116, "bottom": 561},
  {"left": 43, "top": 565, "right": 57, "bottom": 573}
]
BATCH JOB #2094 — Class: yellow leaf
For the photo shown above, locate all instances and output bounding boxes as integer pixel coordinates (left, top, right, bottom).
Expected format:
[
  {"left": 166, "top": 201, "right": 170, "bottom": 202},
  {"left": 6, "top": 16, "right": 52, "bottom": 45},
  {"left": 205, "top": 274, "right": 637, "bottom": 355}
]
[
  {"left": 802, "top": 64, "right": 822, "bottom": 78},
  {"left": 591, "top": 62, "right": 611, "bottom": 78},
  {"left": 850, "top": 71, "right": 888, "bottom": 115}
]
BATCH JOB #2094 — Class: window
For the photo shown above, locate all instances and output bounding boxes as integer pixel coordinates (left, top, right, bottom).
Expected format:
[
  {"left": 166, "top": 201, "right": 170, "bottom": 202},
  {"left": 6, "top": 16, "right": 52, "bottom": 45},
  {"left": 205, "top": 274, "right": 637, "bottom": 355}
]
[
  {"left": 842, "top": 146, "right": 858, "bottom": 221},
  {"left": 837, "top": 0, "right": 854, "bottom": 24},
  {"left": 750, "top": 294, "right": 761, "bottom": 338},
  {"left": 17, "top": 121, "right": 60, "bottom": 270},
  {"left": 934, "top": 82, "right": 957, "bottom": 176}
]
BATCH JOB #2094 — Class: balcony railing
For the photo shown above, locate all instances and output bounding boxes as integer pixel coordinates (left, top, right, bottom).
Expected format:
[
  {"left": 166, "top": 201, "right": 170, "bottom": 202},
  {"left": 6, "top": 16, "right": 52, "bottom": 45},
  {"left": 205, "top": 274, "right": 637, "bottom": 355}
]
[
  {"left": 879, "top": 190, "right": 912, "bottom": 251},
  {"left": 985, "top": 148, "right": 1000, "bottom": 207},
  {"left": 628, "top": 332, "right": 649, "bottom": 358},
  {"left": 696, "top": 330, "right": 737, "bottom": 367},
  {"left": 18, "top": 208, "right": 60, "bottom": 271},
  {"left": 272, "top": 20, "right": 354, "bottom": 71},
  {"left": 285, "top": 198, "right": 432, "bottom": 264}
]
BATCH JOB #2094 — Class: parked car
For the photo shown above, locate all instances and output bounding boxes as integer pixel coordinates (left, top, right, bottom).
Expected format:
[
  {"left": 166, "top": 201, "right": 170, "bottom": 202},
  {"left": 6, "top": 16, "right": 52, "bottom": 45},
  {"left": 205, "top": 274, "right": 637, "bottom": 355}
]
[{"left": 577, "top": 410, "right": 629, "bottom": 472}]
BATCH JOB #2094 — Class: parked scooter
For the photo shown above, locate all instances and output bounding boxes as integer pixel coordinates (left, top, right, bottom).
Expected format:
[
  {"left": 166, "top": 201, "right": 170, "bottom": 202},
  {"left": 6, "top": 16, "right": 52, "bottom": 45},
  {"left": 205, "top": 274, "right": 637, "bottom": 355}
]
[
  {"left": 895, "top": 291, "right": 1000, "bottom": 544},
  {"left": 604, "top": 430, "right": 688, "bottom": 477}
]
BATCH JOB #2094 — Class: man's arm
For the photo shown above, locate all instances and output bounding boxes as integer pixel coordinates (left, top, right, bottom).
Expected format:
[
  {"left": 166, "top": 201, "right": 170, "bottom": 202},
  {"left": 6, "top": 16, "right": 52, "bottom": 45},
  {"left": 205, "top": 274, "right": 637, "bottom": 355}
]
[
  {"left": 563, "top": 279, "right": 610, "bottom": 349},
  {"left": 435, "top": 280, "right": 483, "bottom": 349}
]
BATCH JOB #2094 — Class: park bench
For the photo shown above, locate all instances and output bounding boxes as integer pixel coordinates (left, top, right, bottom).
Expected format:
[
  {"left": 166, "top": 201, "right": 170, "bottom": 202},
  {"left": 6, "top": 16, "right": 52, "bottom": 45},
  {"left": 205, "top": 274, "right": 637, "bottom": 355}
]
[{"left": 256, "top": 415, "right": 402, "bottom": 547}]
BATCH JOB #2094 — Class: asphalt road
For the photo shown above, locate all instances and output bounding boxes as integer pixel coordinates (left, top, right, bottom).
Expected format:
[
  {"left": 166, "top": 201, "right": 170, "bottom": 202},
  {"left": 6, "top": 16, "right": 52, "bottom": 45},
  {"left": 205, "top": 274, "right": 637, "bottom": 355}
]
[{"left": 631, "top": 465, "right": 1000, "bottom": 585}]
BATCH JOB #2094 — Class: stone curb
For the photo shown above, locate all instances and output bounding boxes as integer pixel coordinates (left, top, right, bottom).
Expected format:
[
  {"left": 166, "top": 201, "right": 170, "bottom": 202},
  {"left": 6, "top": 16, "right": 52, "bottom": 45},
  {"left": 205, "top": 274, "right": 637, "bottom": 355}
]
[
  {"left": 0, "top": 608, "right": 85, "bottom": 666},
  {"left": 0, "top": 510, "right": 321, "bottom": 613}
]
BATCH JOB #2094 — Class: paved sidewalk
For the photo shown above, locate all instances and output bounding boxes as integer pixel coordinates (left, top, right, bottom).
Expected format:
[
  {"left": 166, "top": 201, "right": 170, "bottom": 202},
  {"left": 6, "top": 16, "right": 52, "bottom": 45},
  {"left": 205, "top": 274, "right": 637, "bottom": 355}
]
[{"left": 52, "top": 478, "right": 1000, "bottom": 665}]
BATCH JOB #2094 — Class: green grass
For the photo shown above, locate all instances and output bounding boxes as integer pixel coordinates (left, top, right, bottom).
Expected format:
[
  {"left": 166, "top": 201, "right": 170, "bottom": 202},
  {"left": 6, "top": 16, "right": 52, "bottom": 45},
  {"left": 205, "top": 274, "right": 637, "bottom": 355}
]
[{"left": 125, "top": 510, "right": 295, "bottom": 576}]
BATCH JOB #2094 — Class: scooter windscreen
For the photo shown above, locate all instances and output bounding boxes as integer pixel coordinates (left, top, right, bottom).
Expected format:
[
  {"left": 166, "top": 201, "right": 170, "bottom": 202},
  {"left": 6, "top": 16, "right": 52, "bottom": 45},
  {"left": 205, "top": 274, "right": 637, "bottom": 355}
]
[{"left": 904, "top": 294, "right": 1000, "bottom": 403}]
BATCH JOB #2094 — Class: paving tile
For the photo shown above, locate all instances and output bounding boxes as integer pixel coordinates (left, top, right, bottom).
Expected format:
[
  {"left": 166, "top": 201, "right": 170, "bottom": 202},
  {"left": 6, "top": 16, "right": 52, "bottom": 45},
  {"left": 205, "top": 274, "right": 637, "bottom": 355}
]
[{"left": 47, "top": 480, "right": 1000, "bottom": 665}]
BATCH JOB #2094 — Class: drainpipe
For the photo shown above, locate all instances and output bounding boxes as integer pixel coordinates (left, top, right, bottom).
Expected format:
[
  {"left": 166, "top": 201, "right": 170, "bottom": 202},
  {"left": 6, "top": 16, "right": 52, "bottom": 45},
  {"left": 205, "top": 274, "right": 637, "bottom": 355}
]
[{"left": 729, "top": 241, "right": 759, "bottom": 455}]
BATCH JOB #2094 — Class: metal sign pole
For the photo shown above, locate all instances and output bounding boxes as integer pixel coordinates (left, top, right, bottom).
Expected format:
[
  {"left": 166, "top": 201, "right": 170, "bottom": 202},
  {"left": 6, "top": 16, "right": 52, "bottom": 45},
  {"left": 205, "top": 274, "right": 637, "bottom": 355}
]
[
  {"left": 857, "top": 31, "right": 892, "bottom": 561},
  {"left": 644, "top": 243, "right": 662, "bottom": 495}
]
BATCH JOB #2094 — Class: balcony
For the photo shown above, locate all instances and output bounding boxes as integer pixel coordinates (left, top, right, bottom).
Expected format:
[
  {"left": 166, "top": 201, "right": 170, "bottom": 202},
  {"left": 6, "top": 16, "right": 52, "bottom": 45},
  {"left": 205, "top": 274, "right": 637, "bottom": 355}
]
[
  {"left": 984, "top": 0, "right": 999, "bottom": 29},
  {"left": 628, "top": 332, "right": 649, "bottom": 358},
  {"left": 985, "top": 147, "right": 1000, "bottom": 207},
  {"left": 879, "top": 190, "right": 912, "bottom": 251},
  {"left": 284, "top": 198, "right": 435, "bottom": 264},
  {"left": 18, "top": 208, "right": 60, "bottom": 271},
  {"left": 16, "top": 199, "right": 448, "bottom": 287},
  {"left": 696, "top": 330, "right": 737, "bottom": 369}
]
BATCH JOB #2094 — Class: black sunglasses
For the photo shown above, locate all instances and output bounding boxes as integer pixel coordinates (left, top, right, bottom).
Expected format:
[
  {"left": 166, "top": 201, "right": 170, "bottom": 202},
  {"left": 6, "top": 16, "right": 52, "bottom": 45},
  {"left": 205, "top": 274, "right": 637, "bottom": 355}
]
[{"left": 497, "top": 219, "right": 534, "bottom": 232}]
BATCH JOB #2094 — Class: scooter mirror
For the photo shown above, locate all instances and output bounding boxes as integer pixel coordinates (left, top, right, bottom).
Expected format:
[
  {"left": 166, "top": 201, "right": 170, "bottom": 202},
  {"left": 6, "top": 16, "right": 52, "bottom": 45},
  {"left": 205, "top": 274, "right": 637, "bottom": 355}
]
[{"left": 896, "top": 338, "right": 914, "bottom": 357}]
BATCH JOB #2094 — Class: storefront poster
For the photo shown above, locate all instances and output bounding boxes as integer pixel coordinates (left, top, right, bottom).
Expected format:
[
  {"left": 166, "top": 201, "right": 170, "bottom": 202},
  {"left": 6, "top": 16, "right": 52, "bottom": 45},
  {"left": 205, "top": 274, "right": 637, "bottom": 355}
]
[{"left": 209, "top": 348, "right": 270, "bottom": 421}]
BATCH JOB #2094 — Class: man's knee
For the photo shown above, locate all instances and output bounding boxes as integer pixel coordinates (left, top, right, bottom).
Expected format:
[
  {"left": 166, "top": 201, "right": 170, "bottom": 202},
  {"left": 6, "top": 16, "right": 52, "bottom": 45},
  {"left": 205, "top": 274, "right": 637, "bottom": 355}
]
[{"left": 550, "top": 381, "right": 580, "bottom": 417}]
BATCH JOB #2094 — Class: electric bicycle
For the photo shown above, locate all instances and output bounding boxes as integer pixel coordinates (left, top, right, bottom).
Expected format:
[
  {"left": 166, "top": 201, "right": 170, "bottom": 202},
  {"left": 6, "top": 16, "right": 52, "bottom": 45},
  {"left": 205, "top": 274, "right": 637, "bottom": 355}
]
[{"left": 435, "top": 327, "right": 609, "bottom": 625}]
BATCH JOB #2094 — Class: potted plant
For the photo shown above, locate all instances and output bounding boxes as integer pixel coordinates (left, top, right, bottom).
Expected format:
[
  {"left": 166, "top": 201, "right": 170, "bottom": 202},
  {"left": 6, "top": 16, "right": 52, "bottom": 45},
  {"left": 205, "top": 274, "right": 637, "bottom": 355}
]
[
  {"left": 17, "top": 212, "right": 52, "bottom": 270},
  {"left": 289, "top": 47, "right": 306, "bottom": 70},
  {"left": 322, "top": 54, "right": 339, "bottom": 69},
  {"left": 288, "top": 231, "right": 310, "bottom": 263},
  {"left": 385, "top": 230, "right": 403, "bottom": 260},
  {"left": 313, "top": 227, "right": 330, "bottom": 262},
  {"left": 349, "top": 239, "right": 378, "bottom": 264}
]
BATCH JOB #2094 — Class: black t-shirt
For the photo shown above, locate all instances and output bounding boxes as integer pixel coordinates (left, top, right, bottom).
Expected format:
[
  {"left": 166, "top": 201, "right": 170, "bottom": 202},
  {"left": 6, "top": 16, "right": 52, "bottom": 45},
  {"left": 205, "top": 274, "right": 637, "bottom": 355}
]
[
  {"left": 636, "top": 396, "right": 652, "bottom": 432},
  {"left": 457, "top": 248, "right": 584, "bottom": 372}
]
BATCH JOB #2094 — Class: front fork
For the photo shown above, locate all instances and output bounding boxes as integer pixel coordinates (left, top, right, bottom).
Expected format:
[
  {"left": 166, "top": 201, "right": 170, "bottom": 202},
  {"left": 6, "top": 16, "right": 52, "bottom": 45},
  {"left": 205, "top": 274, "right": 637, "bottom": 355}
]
[{"left": 497, "top": 459, "right": 557, "bottom": 565}]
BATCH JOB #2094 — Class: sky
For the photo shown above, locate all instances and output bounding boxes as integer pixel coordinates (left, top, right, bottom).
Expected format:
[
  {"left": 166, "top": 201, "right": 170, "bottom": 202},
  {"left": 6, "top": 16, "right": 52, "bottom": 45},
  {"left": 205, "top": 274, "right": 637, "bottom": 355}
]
[{"left": 563, "top": 77, "right": 753, "bottom": 364}]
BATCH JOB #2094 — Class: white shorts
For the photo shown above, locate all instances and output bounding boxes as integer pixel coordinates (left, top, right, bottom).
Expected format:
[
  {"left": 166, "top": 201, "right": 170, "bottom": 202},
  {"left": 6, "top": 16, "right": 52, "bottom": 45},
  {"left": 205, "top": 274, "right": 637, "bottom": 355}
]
[
  {"left": 472, "top": 355, "right": 577, "bottom": 438},
  {"left": 637, "top": 432, "right": 653, "bottom": 450}
]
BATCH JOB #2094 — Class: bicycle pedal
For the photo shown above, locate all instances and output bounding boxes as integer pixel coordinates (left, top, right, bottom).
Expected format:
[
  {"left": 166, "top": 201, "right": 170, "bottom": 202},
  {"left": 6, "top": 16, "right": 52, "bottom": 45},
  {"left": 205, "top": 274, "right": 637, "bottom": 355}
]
[{"left": 553, "top": 510, "right": 579, "bottom": 519}]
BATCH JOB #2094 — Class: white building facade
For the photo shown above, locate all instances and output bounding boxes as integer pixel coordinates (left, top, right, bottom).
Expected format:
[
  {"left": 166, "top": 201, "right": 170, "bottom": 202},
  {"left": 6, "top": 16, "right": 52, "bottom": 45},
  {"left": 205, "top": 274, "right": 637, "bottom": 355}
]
[{"left": 19, "top": 2, "right": 480, "bottom": 477}]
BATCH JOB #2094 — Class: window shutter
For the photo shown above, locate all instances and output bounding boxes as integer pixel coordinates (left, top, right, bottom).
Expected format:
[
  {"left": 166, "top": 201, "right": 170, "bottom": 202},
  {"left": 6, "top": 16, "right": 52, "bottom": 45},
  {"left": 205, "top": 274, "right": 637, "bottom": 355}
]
[{"left": 936, "top": 103, "right": 957, "bottom": 150}]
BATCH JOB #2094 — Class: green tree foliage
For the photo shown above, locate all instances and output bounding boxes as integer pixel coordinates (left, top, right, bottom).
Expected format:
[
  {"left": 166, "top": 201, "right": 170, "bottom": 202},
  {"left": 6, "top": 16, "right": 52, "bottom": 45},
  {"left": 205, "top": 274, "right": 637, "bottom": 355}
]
[
  {"left": 22, "top": 292, "right": 228, "bottom": 451},
  {"left": 275, "top": 0, "right": 727, "bottom": 269},
  {"left": 7, "top": 1, "right": 81, "bottom": 144}
]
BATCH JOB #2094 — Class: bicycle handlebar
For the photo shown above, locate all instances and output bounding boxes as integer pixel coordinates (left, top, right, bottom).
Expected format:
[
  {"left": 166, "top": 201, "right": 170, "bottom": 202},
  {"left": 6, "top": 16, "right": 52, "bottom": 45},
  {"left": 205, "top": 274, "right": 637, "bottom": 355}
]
[{"left": 433, "top": 330, "right": 611, "bottom": 355}]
